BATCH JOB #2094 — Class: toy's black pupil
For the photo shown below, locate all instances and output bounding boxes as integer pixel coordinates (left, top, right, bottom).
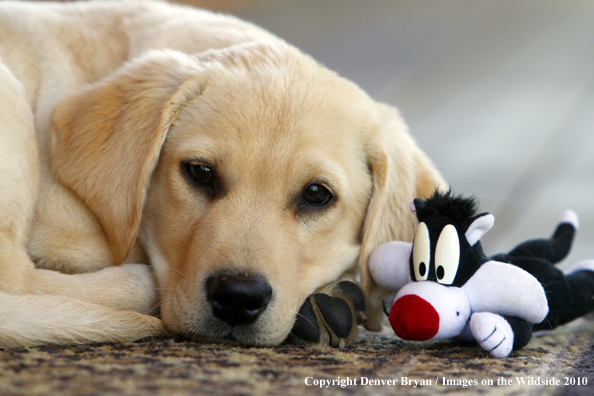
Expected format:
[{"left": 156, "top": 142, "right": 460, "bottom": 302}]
[
  {"left": 436, "top": 265, "right": 444, "bottom": 280},
  {"left": 419, "top": 262, "right": 426, "bottom": 277}
]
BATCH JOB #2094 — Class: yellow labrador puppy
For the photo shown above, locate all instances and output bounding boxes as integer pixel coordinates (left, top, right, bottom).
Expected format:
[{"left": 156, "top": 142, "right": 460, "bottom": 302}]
[{"left": 0, "top": 0, "right": 443, "bottom": 347}]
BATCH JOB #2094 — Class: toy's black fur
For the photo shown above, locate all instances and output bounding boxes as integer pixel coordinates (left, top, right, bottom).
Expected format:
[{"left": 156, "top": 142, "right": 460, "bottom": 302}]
[
  {"left": 414, "top": 189, "right": 481, "bottom": 229},
  {"left": 411, "top": 190, "right": 490, "bottom": 287}
]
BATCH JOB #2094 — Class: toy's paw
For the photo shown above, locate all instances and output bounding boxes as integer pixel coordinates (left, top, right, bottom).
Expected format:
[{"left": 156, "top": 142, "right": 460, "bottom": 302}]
[
  {"left": 290, "top": 281, "right": 366, "bottom": 348},
  {"left": 470, "top": 312, "right": 514, "bottom": 358}
]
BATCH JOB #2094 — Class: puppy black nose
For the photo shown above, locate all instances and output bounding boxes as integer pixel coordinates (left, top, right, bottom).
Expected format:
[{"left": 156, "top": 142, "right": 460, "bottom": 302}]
[{"left": 206, "top": 273, "right": 272, "bottom": 326}]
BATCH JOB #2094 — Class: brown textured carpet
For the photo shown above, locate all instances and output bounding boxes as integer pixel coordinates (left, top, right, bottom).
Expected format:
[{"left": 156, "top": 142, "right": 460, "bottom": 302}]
[{"left": 1, "top": 316, "right": 593, "bottom": 396}]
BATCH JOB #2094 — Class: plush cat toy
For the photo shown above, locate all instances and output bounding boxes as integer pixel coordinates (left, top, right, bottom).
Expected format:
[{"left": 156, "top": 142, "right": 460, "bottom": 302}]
[{"left": 369, "top": 190, "right": 594, "bottom": 357}]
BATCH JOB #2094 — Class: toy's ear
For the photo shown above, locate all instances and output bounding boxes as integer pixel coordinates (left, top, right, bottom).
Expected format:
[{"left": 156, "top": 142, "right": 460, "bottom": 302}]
[
  {"left": 409, "top": 199, "right": 417, "bottom": 214},
  {"left": 368, "top": 241, "right": 412, "bottom": 292},
  {"left": 358, "top": 104, "right": 444, "bottom": 331},
  {"left": 410, "top": 198, "right": 426, "bottom": 217},
  {"left": 465, "top": 213, "right": 494, "bottom": 246},
  {"left": 50, "top": 50, "right": 205, "bottom": 265},
  {"left": 461, "top": 261, "right": 548, "bottom": 323}
]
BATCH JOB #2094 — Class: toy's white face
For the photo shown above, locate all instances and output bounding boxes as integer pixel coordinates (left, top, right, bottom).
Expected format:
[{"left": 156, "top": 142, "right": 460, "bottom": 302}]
[{"left": 383, "top": 209, "right": 492, "bottom": 341}]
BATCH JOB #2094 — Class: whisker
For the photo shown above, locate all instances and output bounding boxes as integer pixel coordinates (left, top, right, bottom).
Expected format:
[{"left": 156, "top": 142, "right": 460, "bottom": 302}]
[
  {"left": 165, "top": 266, "right": 186, "bottom": 280},
  {"left": 344, "top": 189, "right": 361, "bottom": 217},
  {"left": 352, "top": 182, "right": 371, "bottom": 200},
  {"left": 295, "top": 311, "right": 318, "bottom": 329},
  {"left": 178, "top": 235, "right": 195, "bottom": 249},
  {"left": 149, "top": 299, "right": 167, "bottom": 312}
]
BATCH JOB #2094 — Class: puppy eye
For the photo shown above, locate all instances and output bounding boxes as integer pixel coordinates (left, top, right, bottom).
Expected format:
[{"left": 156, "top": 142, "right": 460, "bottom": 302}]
[
  {"left": 300, "top": 184, "right": 333, "bottom": 206},
  {"left": 183, "top": 162, "right": 220, "bottom": 199},
  {"left": 185, "top": 163, "right": 213, "bottom": 185}
]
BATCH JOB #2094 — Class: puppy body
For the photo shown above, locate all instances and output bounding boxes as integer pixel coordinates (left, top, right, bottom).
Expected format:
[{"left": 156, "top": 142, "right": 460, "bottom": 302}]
[{"left": 0, "top": 1, "right": 443, "bottom": 346}]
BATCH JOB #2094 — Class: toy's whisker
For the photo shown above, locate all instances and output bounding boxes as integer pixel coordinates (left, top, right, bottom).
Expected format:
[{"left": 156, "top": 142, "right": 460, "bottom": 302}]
[{"left": 381, "top": 299, "right": 390, "bottom": 317}]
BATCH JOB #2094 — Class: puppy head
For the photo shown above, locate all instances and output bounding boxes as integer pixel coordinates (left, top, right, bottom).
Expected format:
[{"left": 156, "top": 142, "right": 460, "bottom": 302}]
[{"left": 51, "top": 42, "right": 443, "bottom": 344}]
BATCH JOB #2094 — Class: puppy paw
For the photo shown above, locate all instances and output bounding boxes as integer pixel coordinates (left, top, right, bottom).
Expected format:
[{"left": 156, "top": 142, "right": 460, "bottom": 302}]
[
  {"left": 470, "top": 312, "right": 514, "bottom": 358},
  {"left": 290, "top": 281, "right": 366, "bottom": 348}
]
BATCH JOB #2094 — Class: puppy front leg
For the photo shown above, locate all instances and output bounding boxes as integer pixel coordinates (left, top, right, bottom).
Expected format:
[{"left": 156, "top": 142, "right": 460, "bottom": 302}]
[
  {"left": 30, "top": 263, "right": 160, "bottom": 315},
  {"left": 0, "top": 63, "right": 41, "bottom": 294},
  {"left": 0, "top": 292, "right": 166, "bottom": 347}
]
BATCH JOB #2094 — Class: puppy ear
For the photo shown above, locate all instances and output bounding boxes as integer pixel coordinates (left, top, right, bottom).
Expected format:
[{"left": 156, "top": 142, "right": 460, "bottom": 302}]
[
  {"left": 50, "top": 50, "right": 205, "bottom": 265},
  {"left": 359, "top": 104, "right": 444, "bottom": 331}
]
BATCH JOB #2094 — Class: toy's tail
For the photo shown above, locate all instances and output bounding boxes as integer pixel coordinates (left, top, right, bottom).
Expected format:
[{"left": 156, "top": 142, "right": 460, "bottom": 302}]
[{"left": 505, "top": 210, "right": 578, "bottom": 265}]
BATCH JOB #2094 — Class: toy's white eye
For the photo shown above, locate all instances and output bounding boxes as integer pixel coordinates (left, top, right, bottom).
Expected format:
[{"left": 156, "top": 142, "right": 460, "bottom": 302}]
[
  {"left": 412, "top": 222, "right": 430, "bottom": 281},
  {"left": 435, "top": 224, "right": 460, "bottom": 285}
]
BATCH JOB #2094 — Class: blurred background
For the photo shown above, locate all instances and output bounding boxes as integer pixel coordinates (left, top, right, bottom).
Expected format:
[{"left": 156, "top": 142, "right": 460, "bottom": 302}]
[{"left": 179, "top": 0, "right": 594, "bottom": 268}]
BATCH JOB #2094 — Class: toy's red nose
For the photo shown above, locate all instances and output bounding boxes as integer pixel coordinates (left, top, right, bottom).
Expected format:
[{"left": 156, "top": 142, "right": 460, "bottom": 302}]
[{"left": 389, "top": 294, "right": 439, "bottom": 341}]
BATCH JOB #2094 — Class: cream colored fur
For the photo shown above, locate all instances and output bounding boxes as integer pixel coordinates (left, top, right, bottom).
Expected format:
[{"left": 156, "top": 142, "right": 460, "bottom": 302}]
[{"left": 0, "top": 0, "right": 443, "bottom": 347}]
